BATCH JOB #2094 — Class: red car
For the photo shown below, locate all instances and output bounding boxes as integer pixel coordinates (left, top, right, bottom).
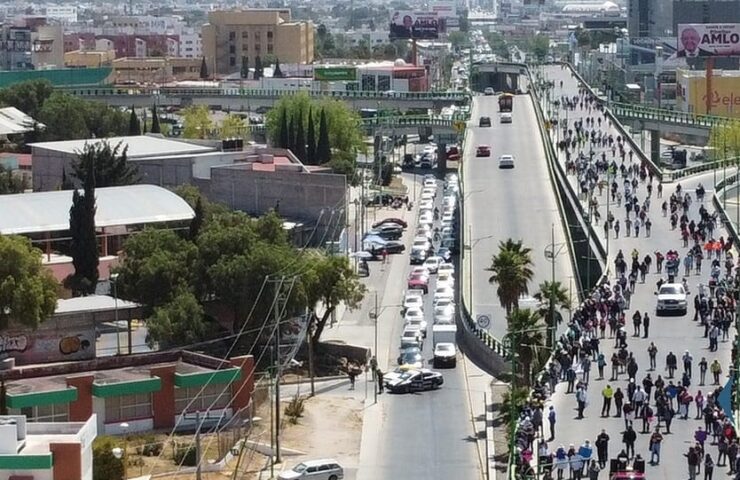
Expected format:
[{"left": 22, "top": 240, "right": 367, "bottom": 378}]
[
  {"left": 372, "top": 217, "right": 408, "bottom": 229},
  {"left": 447, "top": 146, "right": 461, "bottom": 161},
  {"left": 476, "top": 145, "right": 491, "bottom": 157},
  {"left": 407, "top": 274, "right": 429, "bottom": 294}
]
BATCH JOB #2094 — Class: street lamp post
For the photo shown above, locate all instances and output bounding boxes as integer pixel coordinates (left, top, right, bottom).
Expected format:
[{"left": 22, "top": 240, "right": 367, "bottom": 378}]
[
  {"left": 112, "top": 422, "right": 130, "bottom": 479},
  {"left": 543, "top": 224, "right": 566, "bottom": 349},
  {"left": 110, "top": 273, "right": 121, "bottom": 355}
]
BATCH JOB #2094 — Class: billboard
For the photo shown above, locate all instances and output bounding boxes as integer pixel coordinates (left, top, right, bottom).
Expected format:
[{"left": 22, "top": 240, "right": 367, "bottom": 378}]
[
  {"left": 677, "top": 24, "right": 740, "bottom": 58},
  {"left": 677, "top": 72, "right": 740, "bottom": 117},
  {"left": 0, "top": 328, "right": 96, "bottom": 365},
  {"left": 314, "top": 67, "right": 357, "bottom": 81},
  {"left": 389, "top": 11, "right": 444, "bottom": 40}
]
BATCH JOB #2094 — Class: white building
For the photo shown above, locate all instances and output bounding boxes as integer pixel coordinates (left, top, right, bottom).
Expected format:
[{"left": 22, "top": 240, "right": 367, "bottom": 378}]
[
  {"left": 0, "top": 415, "right": 97, "bottom": 480},
  {"left": 179, "top": 29, "right": 202, "bottom": 58},
  {"left": 44, "top": 6, "right": 78, "bottom": 24}
]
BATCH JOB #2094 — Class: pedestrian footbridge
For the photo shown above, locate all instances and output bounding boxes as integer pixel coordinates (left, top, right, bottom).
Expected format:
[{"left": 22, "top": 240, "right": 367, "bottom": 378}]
[{"left": 610, "top": 102, "right": 733, "bottom": 137}]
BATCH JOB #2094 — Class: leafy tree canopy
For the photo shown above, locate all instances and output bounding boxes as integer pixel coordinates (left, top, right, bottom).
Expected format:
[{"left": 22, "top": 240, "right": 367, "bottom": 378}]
[{"left": 71, "top": 140, "right": 139, "bottom": 188}]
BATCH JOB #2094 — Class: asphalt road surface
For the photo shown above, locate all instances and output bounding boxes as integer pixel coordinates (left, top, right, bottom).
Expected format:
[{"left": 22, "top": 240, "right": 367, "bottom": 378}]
[
  {"left": 464, "top": 92, "right": 576, "bottom": 342},
  {"left": 541, "top": 64, "right": 734, "bottom": 480}
]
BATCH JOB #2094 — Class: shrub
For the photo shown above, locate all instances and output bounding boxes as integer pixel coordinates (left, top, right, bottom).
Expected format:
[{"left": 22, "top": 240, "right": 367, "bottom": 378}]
[
  {"left": 92, "top": 436, "right": 124, "bottom": 480},
  {"left": 173, "top": 442, "right": 198, "bottom": 467},
  {"left": 284, "top": 395, "right": 306, "bottom": 424}
]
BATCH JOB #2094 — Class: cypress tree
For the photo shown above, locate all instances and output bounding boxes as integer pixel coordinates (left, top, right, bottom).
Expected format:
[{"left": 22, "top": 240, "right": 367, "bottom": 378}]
[
  {"left": 151, "top": 105, "right": 161, "bottom": 134},
  {"left": 128, "top": 106, "right": 141, "bottom": 136},
  {"left": 288, "top": 114, "right": 295, "bottom": 153},
  {"left": 60, "top": 167, "right": 75, "bottom": 190},
  {"left": 278, "top": 108, "right": 289, "bottom": 148},
  {"left": 294, "top": 108, "right": 306, "bottom": 162},
  {"left": 240, "top": 56, "right": 249, "bottom": 79},
  {"left": 254, "top": 56, "right": 262, "bottom": 80},
  {"left": 199, "top": 57, "right": 209, "bottom": 79},
  {"left": 316, "top": 108, "right": 331, "bottom": 163},
  {"left": 306, "top": 107, "right": 316, "bottom": 165},
  {"left": 273, "top": 58, "right": 284, "bottom": 78},
  {"left": 189, "top": 197, "right": 204, "bottom": 241},
  {"left": 67, "top": 159, "right": 99, "bottom": 296}
]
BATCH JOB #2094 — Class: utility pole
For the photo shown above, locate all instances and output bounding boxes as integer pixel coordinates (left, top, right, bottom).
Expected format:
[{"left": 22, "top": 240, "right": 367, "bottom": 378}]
[
  {"left": 195, "top": 410, "right": 202, "bottom": 480},
  {"left": 308, "top": 312, "right": 316, "bottom": 396},
  {"left": 374, "top": 291, "right": 379, "bottom": 404}
]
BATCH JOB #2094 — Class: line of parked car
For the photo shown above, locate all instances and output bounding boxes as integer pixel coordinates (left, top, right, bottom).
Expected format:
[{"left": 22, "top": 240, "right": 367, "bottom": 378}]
[{"left": 384, "top": 173, "right": 461, "bottom": 394}]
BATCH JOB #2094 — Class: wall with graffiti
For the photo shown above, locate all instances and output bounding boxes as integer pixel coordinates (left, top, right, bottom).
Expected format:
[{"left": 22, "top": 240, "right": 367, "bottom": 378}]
[{"left": 0, "top": 326, "right": 96, "bottom": 365}]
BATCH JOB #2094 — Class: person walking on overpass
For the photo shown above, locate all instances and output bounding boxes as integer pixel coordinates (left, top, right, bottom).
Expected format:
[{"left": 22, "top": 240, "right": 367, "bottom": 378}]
[
  {"left": 684, "top": 350, "right": 694, "bottom": 378},
  {"left": 711, "top": 360, "right": 722, "bottom": 385},
  {"left": 648, "top": 342, "right": 658, "bottom": 370},
  {"left": 649, "top": 428, "right": 663, "bottom": 465},
  {"left": 622, "top": 425, "right": 637, "bottom": 459},
  {"left": 666, "top": 351, "right": 678, "bottom": 378},
  {"left": 548, "top": 406, "right": 556, "bottom": 441},
  {"left": 576, "top": 387, "right": 588, "bottom": 419},
  {"left": 601, "top": 384, "right": 614, "bottom": 417}
]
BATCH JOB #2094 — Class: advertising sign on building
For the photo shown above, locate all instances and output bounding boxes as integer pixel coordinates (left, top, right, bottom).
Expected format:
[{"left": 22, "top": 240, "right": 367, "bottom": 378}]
[
  {"left": 432, "top": 1, "right": 457, "bottom": 19},
  {"left": 314, "top": 67, "right": 357, "bottom": 81},
  {"left": 389, "top": 11, "right": 445, "bottom": 40},
  {"left": 677, "top": 24, "right": 740, "bottom": 58}
]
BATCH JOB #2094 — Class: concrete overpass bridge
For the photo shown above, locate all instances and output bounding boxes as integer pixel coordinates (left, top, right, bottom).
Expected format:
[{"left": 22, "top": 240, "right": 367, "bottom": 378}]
[
  {"left": 470, "top": 61, "right": 528, "bottom": 93},
  {"left": 610, "top": 101, "right": 732, "bottom": 137},
  {"left": 63, "top": 86, "right": 471, "bottom": 112}
]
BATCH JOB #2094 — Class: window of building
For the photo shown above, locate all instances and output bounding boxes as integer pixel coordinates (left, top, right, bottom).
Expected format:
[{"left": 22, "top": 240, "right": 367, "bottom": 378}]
[
  {"left": 267, "top": 31, "right": 273, "bottom": 40},
  {"left": 267, "top": 44, "right": 273, "bottom": 54},
  {"left": 229, "top": 31, "right": 236, "bottom": 41},
  {"left": 230, "top": 56, "right": 236, "bottom": 67},
  {"left": 229, "top": 45, "right": 236, "bottom": 54},
  {"left": 255, "top": 44, "right": 261, "bottom": 53},
  {"left": 378, "top": 75, "right": 391, "bottom": 91},
  {"left": 242, "top": 31, "right": 250, "bottom": 39},
  {"left": 174, "top": 384, "right": 230, "bottom": 414},
  {"left": 13, "top": 403, "right": 69, "bottom": 422},
  {"left": 254, "top": 31, "right": 261, "bottom": 40},
  {"left": 361, "top": 74, "right": 376, "bottom": 91},
  {"left": 105, "top": 393, "right": 152, "bottom": 422}
]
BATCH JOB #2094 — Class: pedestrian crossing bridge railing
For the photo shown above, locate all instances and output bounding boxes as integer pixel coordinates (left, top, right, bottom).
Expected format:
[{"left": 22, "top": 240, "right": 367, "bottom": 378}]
[
  {"left": 610, "top": 102, "right": 733, "bottom": 130},
  {"left": 64, "top": 85, "right": 471, "bottom": 103}
]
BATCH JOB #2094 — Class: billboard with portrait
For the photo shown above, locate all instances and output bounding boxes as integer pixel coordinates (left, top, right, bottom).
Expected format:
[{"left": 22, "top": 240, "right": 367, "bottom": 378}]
[
  {"left": 677, "top": 24, "right": 740, "bottom": 58},
  {"left": 389, "top": 11, "right": 444, "bottom": 40}
]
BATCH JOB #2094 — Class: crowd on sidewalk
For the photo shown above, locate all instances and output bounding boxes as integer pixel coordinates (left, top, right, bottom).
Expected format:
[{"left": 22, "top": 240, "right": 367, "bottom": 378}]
[{"left": 511, "top": 80, "right": 740, "bottom": 480}]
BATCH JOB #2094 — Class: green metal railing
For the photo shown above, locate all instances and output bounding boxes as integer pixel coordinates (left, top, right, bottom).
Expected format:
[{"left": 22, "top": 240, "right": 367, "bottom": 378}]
[
  {"left": 611, "top": 102, "right": 734, "bottom": 130},
  {"left": 64, "top": 85, "right": 470, "bottom": 102}
]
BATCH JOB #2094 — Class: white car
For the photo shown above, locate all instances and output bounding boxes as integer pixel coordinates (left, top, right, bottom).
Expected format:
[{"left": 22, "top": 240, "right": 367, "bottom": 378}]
[
  {"left": 404, "top": 296, "right": 424, "bottom": 312},
  {"left": 410, "top": 266, "right": 431, "bottom": 277},
  {"left": 438, "top": 271, "right": 455, "bottom": 288},
  {"left": 418, "top": 212, "right": 434, "bottom": 226},
  {"left": 405, "top": 317, "right": 428, "bottom": 336},
  {"left": 656, "top": 283, "right": 688, "bottom": 315},
  {"left": 420, "top": 192, "right": 434, "bottom": 203},
  {"left": 434, "top": 286, "right": 455, "bottom": 304},
  {"left": 404, "top": 307, "right": 425, "bottom": 323},
  {"left": 419, "top": 200, "right": 434, "bottom": 211},
  {"left": 278, "top": 459, "right": 344, "bottom": 480},
  {"left": 499, "top": 154, "right": 515, "bottom": 169},
  {"left": 484, "top": 87, "right": 494, "bottom": 95},
  {"left": 421, "top": 186, "right": 436, "bottom": 197},
  {"left": 433, "top": 343, "right": 457, "bottom": 368},
  {"left": 423, "top": 178, "right": 437, "bottom": 189},
  {"left": 401, "top": 328, "right": 423, "bottom": 347},
  {"left": 441, "top": 212, "right": 454, "bottom": 224},
  {"left": 423, "top": 256, "right": 443, "bottom": 273},
  {"left": 438, "top": 263, "right": 455, "bottom": 276},
  {"left": 412, "top": 238, "right": 431, "bottom": 252},
  {"left": 500, "top": 112, "right": 513, "bottom": 124}
]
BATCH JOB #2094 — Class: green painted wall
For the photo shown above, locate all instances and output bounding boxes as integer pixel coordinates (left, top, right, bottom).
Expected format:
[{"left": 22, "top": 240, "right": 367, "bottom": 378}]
[
  {"left": 0, "top": 68, "right": 111, "bottom": 88},
  {"left": 6, "top": 387, "right": 78, "bottom": 409}
]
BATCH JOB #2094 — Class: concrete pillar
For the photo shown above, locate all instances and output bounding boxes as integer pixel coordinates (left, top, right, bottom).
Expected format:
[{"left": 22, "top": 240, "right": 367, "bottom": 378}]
[
  {"left": 650, "top": 129, "right": 661, "bottom": 166},
  {"left": 150, "top": 365, "right": 176, "bottom": 429},
  {"left": 436, "top": 143, "right": 447, "bottom": 175},
  {"left": 230, "top": 355, "right": 256, "bottom": 412},
  {"left": 65, "top": 374, "right": 95, "bottom": 422}
]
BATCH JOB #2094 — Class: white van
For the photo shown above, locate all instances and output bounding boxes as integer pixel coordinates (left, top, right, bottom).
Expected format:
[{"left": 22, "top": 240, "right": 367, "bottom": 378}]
[
  {"left": 500, "top": 112, "right": 512, "bottom": 124},
  {"left": 278, "top": 459, "right": 344, "bottom": 480}
]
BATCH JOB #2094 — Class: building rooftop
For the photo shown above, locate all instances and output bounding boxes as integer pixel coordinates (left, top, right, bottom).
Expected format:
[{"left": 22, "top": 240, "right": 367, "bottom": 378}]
[
  {"left": 0, "top": 107, "right": 43, "bottom": 135},
  {"left": 55, "top": 295, "right": 140, "bottom": 315},
  {"left": 30, "top": 135, "right": 214, "bottom": 158},
  {"left": 0, "top": 184, "right": 195, "bottom": 235}
]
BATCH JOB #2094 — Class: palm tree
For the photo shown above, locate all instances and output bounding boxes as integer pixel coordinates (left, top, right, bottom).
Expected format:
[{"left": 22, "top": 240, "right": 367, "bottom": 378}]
[
  {"left": 508, "top": 308, "right": 546, "bottom": 386},
  {"left": 533, "top": 280, "right": 571, "bottom": 348},
  {"left": 487, "top": 239, "right": 534, "bottom": 316}
]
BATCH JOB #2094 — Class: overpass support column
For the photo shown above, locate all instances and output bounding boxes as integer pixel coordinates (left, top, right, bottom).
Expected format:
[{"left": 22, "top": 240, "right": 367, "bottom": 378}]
[
  {"left": 436, "top": 143, "right": 447, "bottom": 175},
  {"left": 649, "top": 129, "right": 661, "bottom": 166}
]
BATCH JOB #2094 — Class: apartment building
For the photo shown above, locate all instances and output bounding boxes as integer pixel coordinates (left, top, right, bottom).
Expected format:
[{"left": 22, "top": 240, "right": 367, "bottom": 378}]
[
  {"left": 0, "top": 17, "right": 63, "bottom": 70},
  {"left": 202, "top": 9, "right": 314, "bottom": 76}
]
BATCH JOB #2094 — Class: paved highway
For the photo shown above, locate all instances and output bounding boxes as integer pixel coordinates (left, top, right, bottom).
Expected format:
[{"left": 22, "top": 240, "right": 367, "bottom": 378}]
[
  {"left": 541, "top": 64, "right": 734, "bottom": 480},
  {"left": 357, "top": 171, "right": 487, "bottom": 480},
  {"left": 464, "top": 93, "right": 576, "bottom": 341}
]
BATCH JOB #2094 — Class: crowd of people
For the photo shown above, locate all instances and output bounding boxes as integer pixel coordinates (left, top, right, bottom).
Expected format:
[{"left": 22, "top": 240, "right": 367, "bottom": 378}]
[{"left": 511, "top": 75, "right": 739, "bottom": 480}]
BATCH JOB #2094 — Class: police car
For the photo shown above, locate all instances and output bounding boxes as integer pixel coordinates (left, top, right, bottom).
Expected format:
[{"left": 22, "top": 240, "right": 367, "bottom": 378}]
[{"left": 384, "top": 367, "right": 444, "bottom": 394}]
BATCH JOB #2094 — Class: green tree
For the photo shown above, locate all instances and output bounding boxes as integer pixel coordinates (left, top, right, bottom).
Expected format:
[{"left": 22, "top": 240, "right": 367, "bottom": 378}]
[
  {"left": 60, "top": 167, "right": 74, "bottom": 190},
  {"left": 66, "top": 158, "right": 99, "bottom": 296},
  {"left": 293, "top": 109, "right": 306, "bottom": 161},
  {"left": 254, "top": 56, "right": 263, "bottom": 80},
  {"left": 37, "top": 91, "right": 89, "bottom": 141},
  {"left": 114, "top": 228, "right": 198, "bottom": 316},
  {"left": 146, "top": 289, "right": 207, "bottom": 348},
  {"left": 199, "top": 57, "right": 209, "bottom": 80},
  {"left": 254, "top": 209, "right": 288, "bottom": 245},
  {"left": 274, "top": 58, "right": 284, "bottom": 78},
  {"left": 0, "top": 235, "right": 58, "bottom": 330},
  {"left": 182, "top": 105, "right": 213, "bottom": 139},
  {"left": 447, "top": 31, "right": 469, "bottom": 50},
  {"left": 0, "top": 165, "right": 26, "bottom": 194},
  {"left": 501, "top": 386, "right": 531, "bottom": 443},
  {"left": 220, "top": 114, "right": 246, "bottom": 139},
  {"left": 508, "top": 308, "right": 546, "bottom": 385},
  {"left": 530, "top": 34, "right": 551, "bottom": 61},
  {"left": 0, "top": 79, "right": 54, "bottom": 119},
  {"left": 487, "top": 239, "right": 534, "bottom": 316},
  {"left": 709, "top": 120, "right": 740, "bottom": 162},
  {"left": 304, "top": 254, "right": 366, "bottom": 346},
  {"left": 92, "top": 436, "right": 124, "bottom": 480},
  {"left": 173, "top": 185, "right": 229, "bottom": 227},
  {"left": 316, "top": 107, "right": 331, "bottom": 163},
  {"left": 150, "top": 105, "right": 161, "bottom": 134},
  {"left": 240, "top": 56, "right": 250, "bottom": 79},
  {"left": 278, "top": 107, "right": 290, "bottom": 148},
  {"left": 533, "top": 280, "right": 570, "bottom": 348},
  {"left": 190, "top": 197, "right": 204, "bottom": 241},
  {"left": 306, "top": 107, "right": 317, "bottom": 165},
  {"left": 128, "top": 106, "right": 141, "bottom": 135},
  {"left": 71, "top": 140, "right": 139, "bottom": 188},
  {"left": 80, "top": 101, "right": 128, "bottom": 139}
]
